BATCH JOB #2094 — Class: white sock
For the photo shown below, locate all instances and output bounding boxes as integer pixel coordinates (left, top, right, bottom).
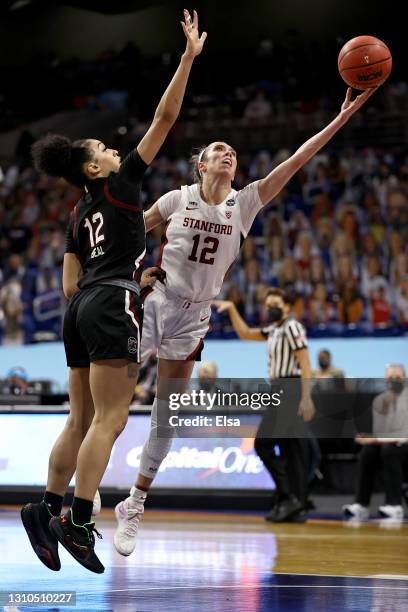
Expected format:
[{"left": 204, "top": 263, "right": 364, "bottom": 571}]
[{"left": 127, "top": 486, "right": 147, "bottom": 508}]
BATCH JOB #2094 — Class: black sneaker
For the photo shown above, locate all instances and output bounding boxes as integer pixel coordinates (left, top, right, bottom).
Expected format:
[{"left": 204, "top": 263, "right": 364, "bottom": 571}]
[
  {"left": 21, "top": 501, "right": 61, "bottom": 571},
  {"left": 268, "top": 496, "right": 303, "bottom": 523},
  {"left": 49, "top": 510, "right": 104, "bottom": 574}
]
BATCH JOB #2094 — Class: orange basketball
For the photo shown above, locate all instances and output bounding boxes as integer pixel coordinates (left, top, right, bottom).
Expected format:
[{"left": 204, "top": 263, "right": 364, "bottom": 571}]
[{"left": 338, "top": 35, "right": 392, "bottom": 90}]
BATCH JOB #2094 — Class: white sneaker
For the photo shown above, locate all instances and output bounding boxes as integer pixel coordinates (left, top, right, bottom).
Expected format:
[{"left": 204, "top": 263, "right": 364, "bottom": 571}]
[
  {"left": 343, "top": 503, "right": 369, "bottom": 520},
  {"left": 378, "top": 505, "right": 404, "bottom": 520},
  {"left": 114, "top": 486, "right": 146, "bottom": 556},
  {"left": 92, "top": 490, "right": 101, "bottom": 516}
]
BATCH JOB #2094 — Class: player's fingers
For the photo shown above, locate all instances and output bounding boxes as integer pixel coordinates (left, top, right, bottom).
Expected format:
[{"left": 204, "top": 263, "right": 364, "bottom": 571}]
[
  {"left": 345, "top": 87, "right": 352, "bottom": 103},
  {"left": 200, "top": 32, "right": 208, "bottom": 44},
  {"left": 193, "top": 9, "right": 198, "bottom": 29},
  {"left": 180, "top": 21, "right": 188, "bottom": 37}
]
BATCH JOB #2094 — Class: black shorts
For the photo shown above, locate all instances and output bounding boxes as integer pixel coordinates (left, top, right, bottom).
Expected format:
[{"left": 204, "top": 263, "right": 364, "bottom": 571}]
[{"left": 63, "top": 285, "right": 143, "bottom": 368}]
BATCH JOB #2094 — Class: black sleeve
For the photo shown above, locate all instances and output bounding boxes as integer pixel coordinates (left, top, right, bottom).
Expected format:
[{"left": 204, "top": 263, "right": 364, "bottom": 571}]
[
  {"left": 65, "top": 212, "right": 79, "bottom": 254},
  {"left": 117, "top": 149, "right": 148, "bottom": 184},
  {"left": 106, "top": 149, "right": 148, "bottom": 209}
]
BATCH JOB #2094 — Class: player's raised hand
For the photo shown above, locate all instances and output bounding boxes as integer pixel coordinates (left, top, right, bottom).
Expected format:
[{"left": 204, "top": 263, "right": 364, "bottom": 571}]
[
  {"left": 340, "top": 86, "right": 377, "bottom": 119},
  {"left": 181, "top": 9, "right": 207, "bottom": 59}
]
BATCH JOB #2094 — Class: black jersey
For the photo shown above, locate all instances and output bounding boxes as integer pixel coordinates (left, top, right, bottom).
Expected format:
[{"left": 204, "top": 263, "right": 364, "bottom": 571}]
[{"left": 65, "top": 150, "right": 148, "bottom": 289}]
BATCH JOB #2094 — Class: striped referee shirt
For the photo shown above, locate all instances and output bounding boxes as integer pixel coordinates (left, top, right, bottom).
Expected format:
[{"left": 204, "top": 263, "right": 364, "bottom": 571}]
[{"left": 261, "top": 316, "right": 308, "bottom": 379}]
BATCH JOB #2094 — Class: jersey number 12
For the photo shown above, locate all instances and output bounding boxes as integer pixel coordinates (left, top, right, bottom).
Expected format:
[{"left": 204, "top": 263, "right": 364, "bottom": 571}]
[
  {"left": 188, "top": 234, "right": 219, "bottom": 265},
  {"left": 84, "top": 212, "right": 105, "bottom": 247}
]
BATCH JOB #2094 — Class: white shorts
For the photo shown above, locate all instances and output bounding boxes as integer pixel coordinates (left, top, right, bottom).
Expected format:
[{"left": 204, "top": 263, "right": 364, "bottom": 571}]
[{"left": 141, "top": 281, "right": 211, "bottom": 361}]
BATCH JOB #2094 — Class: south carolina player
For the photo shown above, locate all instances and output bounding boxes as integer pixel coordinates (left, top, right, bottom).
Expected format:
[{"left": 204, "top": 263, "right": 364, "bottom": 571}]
[
  {"left": 20, "top": 9, "right": 206, "bottom": 574},
  {"left": 114, "top": 86, "right": 377, "bottom": 555}
]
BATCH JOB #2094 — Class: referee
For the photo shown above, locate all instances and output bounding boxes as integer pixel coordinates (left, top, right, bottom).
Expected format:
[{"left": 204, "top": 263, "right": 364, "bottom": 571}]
[{"left": 215, "top": 287, "right": 315, "bottom": 522}]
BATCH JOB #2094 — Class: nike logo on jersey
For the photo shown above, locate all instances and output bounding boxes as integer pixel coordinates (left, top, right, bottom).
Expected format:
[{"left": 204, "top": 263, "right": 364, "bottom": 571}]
[
  {"left": 200, "top": 315, "right": 210, "bottom": 322},
  {"left": 91, "top": 246, "right": 105, "bottom": 259}
]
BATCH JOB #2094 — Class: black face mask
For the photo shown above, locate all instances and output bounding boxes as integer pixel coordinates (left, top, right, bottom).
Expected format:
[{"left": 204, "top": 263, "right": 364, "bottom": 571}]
[
  {"left": 388, "top": 380, "right": 404, "bottom": 394},
  {"left": 269, "top": 306, "right": 283, "bottom": 323},
  {"left": 318, "top": 359, "right": 330, "bottom": 370}
]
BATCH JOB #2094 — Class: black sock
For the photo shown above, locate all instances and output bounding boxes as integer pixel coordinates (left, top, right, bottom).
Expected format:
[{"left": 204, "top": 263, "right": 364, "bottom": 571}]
[
  {"left": 43, "top": 491, "right": 64, "bottom": 517},
  {"left": 71, "top": 497, "right": 94, "bottom": 526}
]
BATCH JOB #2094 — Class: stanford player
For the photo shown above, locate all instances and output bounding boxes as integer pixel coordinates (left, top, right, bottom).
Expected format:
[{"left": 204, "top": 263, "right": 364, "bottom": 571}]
[{"left": 114, "top": 86, "right": 377, "bottom": 555}]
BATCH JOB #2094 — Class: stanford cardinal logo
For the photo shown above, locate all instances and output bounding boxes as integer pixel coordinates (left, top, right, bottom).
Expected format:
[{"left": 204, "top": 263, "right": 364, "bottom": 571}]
[{"left": 226, "top": 211, "right": 232, "bottom": 219}]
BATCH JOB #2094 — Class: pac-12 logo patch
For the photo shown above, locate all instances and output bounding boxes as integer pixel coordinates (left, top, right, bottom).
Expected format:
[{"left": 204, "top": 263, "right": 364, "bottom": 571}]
[
  {"left": 128, "top": 337, "right": 138, "bottom": 354},
  {"left": 226, "top": 211, "right": 232, "bottom": 219},
  {"left": 226, "top": 198, "right": 235, "bottom": 206}
]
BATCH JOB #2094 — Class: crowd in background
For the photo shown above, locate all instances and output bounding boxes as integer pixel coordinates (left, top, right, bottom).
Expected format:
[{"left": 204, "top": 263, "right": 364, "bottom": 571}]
[{"left": 1, "top": 138, "right": 407, "bottom": 345}]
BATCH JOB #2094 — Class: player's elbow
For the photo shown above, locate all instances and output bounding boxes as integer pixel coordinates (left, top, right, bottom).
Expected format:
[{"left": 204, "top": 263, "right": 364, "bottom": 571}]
[
  {"left": 154, "top": 109, "right": 176, "bottom": 128},
  {"left": 63, "top": 284, "right": 79, "bottom": 299}
]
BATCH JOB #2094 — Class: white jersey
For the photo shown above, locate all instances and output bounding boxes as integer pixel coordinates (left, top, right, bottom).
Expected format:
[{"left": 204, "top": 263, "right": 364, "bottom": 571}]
[{"left": 156, "top": 181, "right": 263, "bottom": 302}]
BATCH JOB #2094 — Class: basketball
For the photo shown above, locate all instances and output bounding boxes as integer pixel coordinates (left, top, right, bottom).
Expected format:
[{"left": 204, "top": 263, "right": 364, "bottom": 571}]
[{"left": 338, "top": 35, "right": 392, "bottom": 90}]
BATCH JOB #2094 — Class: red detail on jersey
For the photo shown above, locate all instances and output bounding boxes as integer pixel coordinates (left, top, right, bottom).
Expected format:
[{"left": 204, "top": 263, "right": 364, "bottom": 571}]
[
  {"left": 73, "top": 205, "right": 78, "bottom": 239},
  {"left": 226, "top": 211, "right": 232, "bottom": 219},
  {"left": 156, "top": 220, "right": 171, "bottom": 268},
  {"left": 103, "top": 180, "right": 142, "bottom": 211},
  {"left": 185, "top": 338, "right": 204, "bottom": 361},
  {"left": 141, "top": 286, "right": 154, "bottom": 302}
]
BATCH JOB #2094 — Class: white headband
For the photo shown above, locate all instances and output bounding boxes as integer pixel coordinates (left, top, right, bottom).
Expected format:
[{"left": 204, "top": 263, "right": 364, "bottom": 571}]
[{"left": 197, "top": 147, "right": 207, "bottom": 177}]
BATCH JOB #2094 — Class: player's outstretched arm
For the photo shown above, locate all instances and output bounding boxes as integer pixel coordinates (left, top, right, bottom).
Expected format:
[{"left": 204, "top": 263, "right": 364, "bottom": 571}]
[
  {"left": 257, "top": 87, "right": 377, "bottom": 206},
  {"left": 137, "top": 9, "right": 207, "bottom": 165},
  {"left": 212, "top": 300, "right": 266, "bottom": 341}
]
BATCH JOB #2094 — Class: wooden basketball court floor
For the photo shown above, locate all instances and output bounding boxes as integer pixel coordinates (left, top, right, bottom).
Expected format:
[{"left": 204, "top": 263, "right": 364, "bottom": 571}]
[{"left": 1, "top": 506, "right": 408, "bottom": 611}]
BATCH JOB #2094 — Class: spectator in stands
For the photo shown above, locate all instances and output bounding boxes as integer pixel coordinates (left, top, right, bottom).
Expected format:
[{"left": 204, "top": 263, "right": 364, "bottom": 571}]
[
  {"left": 370, "top": 286, "right": 393, "bottom": 328},
  {"left": 337, "top": 283, "right": 364, "bottom": 325},
  {"left": 343, "top": 364, "right": 408, "bottom": 521},
  {"left": 243, "top": 89, "right": 272, "bottom": 124},
  {"left": 312, "top": 349, "right": 345, "bottom": 379},
  {"left": 264, "top": 235, "right": 284, "bottom": 283},
  {"left": 2, "top": 254, "right": 26, "bottom": 283},
  {"left": 396, "top": 276, "right": 408, "bottom": 329},
  {"left": 308, "top": 283, "right": 334, "bottom": 325},
  {"left": 293, "top": 231, "right": 318, "bottom": 284},
  {"left": 360, "top": 232, "right": 382, "bottom": 263},
  {"left": 309, "top": 255, "right": 331, "bottom": 290},
  {"left": 334, "top": 254, "right": 357, "bottom": 294},
  {"left": 388, "top": 230, "right": 405, "bottom": 262},
  {"left": 361, "top": 256, "right": 391, "bottom": 301},
  {"left": 2, "top": 366, "right": 29, "bottom": 396},
  {"left": 390, "top": 252, "right": 408, "bottom": 289},
  {"left": 0, "top": 278, "right": 24, "bottom": 345},
  {"left": 279, "top": 256, "right": 300, "bottom": 293},
  {"left": 315, "top": 217, "right": 334, "bottom": 268},
  {"left": 337, "top": 204, "right": 360, "bottom": 246},
  {"left": 387, "top": 190, "right": 408, "bottom": 232},
  {"left": 331, "top": 231, "right": 355, "bottom": 263}
]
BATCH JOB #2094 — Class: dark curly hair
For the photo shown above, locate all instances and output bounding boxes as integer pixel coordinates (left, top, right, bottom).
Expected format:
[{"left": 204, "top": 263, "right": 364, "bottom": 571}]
[{"left": 31, "top": 134, "right": 93, "bottom": 188}]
